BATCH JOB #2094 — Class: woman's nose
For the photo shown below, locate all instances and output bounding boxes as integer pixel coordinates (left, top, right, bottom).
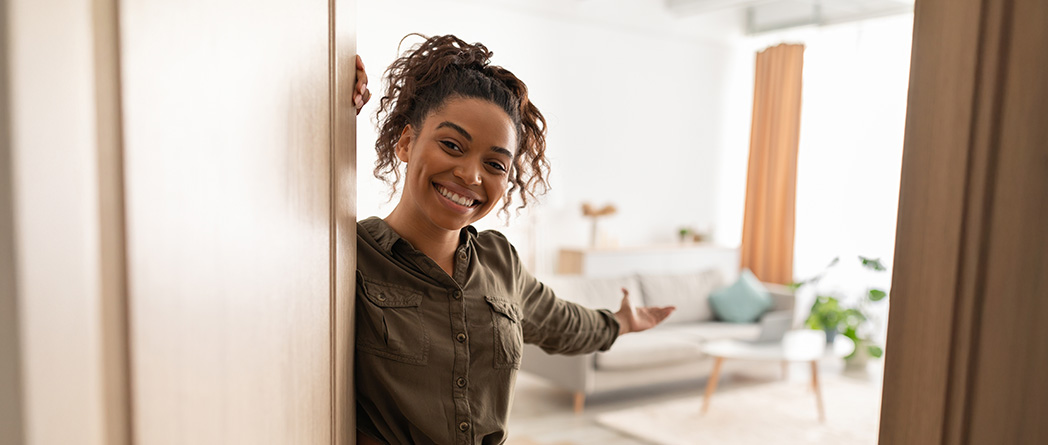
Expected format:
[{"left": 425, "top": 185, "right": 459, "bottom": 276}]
[{"left": 454, "top": 162, "right": 482, "bottom": 185}]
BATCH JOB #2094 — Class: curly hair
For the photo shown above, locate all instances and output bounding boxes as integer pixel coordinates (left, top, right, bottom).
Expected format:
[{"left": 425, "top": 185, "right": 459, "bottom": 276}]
[{"left": 373, "top": 34, "right": 549, "bottom": 216}]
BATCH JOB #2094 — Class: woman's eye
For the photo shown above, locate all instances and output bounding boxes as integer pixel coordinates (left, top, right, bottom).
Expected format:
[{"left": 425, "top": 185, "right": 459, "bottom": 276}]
[
  {"left": 440, "top": 141, "right": 461, "bottom": 152},
  {"left": 487, "top": 162, "right": 507, "bottom": 173}
]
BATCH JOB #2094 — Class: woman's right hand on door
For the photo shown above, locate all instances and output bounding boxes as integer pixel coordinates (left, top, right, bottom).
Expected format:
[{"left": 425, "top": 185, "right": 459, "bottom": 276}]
[{"left": 354, "top": 55, "right": 371, "bottom": 115}]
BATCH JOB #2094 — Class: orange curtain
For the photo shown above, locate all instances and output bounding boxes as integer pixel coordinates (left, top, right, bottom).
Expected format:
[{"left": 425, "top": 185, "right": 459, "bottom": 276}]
[{"left": 739, "top": 43, "right": 804, "bottom": 284}]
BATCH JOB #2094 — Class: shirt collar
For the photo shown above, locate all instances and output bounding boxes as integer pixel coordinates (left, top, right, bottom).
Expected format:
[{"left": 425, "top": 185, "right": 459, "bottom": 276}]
[{"left": 360, "top": 216, "right": 478, "bottom": 254}]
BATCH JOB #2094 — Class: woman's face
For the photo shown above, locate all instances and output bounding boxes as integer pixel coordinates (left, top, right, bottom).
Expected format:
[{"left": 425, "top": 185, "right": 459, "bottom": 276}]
[{"left": 396, "top": 96, "right": 517, "bottom": 232}]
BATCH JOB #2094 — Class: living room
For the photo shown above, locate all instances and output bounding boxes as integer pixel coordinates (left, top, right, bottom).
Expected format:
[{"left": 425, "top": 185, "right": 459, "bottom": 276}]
[{"left": 355, "top": 0, "right": 912, "bottom": 443}]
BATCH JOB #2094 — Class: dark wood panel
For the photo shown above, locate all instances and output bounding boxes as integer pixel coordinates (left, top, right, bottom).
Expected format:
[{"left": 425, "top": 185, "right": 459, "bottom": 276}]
[
  {"left": 967, "top": 0, "right": 1048, "bottom": 442},
  {"left": 881, "top": 0, "right": 1048, "bottom": 443},
  {"left": 940, "top": 0, "right": 1012, "bottom": 442},
  {"left": 878, "top": 0, "right": 981, "bottom": 442}
]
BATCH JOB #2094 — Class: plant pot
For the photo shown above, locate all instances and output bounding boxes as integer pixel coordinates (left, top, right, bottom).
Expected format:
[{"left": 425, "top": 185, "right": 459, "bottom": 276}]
[
  {"left": 845, "top": 340, "right": 872, "bottom": 372},
  {"left": 824, "top": 327, "right": 837, "bottom": 345}
]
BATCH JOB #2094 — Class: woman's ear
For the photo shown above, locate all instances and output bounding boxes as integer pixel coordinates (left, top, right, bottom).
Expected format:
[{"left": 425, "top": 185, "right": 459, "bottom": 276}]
[{"left": 395, "top": 125, "right": 414, "bottom": 163}]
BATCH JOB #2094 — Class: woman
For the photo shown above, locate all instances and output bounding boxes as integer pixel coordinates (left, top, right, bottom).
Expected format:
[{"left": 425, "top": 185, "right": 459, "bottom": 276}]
[{"left": 353, "top": 34, "right": 674, "bottom": 445}]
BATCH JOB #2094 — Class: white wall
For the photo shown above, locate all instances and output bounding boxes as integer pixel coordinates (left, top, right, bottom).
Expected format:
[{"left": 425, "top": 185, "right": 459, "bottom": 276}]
[
  {"left": 356, "top": 0, "right": 748, "bottom": 274},
  {"left": 738, "top": 14, "right": 913, "bottom": 291}
]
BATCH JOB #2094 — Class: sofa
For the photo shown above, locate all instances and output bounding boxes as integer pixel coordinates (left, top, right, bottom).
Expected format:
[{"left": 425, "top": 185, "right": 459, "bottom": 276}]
[{"left": 520, "top": 269, "right": 796, "bottom": 412}]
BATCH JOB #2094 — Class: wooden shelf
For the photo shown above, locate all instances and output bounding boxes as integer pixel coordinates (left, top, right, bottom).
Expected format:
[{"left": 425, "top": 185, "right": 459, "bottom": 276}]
[{"left": 556, "top": 245, "right": 740, "bottom": 279}]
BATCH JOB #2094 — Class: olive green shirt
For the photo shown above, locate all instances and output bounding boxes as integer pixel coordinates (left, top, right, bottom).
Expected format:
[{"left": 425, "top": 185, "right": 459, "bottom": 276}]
[{"left": 355, "top": 217, "right": 621, "bottom": 444}]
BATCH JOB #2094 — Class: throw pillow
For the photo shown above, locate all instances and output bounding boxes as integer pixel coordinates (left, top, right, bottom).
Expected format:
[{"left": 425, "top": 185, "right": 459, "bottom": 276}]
[{"left": 708, "top": 269, "right": 773, "bottom": 323}]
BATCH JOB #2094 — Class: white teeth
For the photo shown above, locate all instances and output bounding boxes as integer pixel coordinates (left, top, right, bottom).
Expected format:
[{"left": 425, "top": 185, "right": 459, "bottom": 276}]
[{"left": 436, "top": 185, "right": 477, "bottom": 207}]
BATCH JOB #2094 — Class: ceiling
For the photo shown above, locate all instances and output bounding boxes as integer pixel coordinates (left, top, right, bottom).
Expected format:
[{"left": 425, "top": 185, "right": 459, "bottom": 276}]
[{"left": 666, "top": 0, "right": 914, "bottom": 33}]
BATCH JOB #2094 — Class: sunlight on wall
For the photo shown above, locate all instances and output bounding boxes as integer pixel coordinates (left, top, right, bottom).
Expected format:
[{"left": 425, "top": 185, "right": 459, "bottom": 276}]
[
  {"left": 730, "top": 14, "right": 913, "bottom": 291},
  {"left": 797, "top": 15, "right": 912, "bottom": 289}
]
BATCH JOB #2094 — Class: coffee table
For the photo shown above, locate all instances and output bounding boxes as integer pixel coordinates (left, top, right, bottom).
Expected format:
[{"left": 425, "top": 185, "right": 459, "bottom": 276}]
[{"left": 699, "top": 330, "right": 854, "bottom": 422}]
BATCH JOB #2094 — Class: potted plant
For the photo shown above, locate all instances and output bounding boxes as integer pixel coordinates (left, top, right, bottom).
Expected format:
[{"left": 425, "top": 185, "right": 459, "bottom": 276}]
[
  {"left": 805, "top": 294, "right": 845, "bottom": 344},
  {"left": 792, "top": 256, "right": 890, "bottom": 364},
  {"left": 678, "top": 227, "right": 692, "bottom": 243}
]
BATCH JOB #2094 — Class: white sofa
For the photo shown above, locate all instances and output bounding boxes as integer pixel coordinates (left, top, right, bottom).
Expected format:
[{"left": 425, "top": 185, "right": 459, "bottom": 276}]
[{"left": 521, "top": 269, "right": 796, "bottom": 412}]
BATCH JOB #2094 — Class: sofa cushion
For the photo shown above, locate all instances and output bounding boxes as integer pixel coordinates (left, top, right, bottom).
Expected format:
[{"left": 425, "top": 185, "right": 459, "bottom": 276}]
[
  {"left": 596, "top": 330, "right": 705, "bottom": 370},
  {"left": 637, "top": 269, "right": 724, "bottom": 325},
  {"left": 655, "top": 322, "right": 762, "bottom": 344},
  {"left": 538, "top": 275, "right": 642, "bottom": 311},
  {"left": 708, "top": 269, "right": 773, "bottom": 323}
]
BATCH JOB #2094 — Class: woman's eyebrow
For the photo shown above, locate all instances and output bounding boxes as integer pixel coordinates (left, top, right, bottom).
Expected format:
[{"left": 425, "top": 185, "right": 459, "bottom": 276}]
[
  {"left": 490, "top": 146, "right": 513, "bottom": 158},
  {"left": 436, "top": 121, "right": 472, "bottom": 141}
]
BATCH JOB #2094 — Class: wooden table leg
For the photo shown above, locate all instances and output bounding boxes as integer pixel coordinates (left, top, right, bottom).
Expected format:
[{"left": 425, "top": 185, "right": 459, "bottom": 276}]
[
  {"left": 701, "top": 357, "right": 724, "bottom": 415},
  {"left": 573, "top": 392, "right": 585, "bottom": 414},
  {"left": 811, "top": 360, "right": 825, "bottom": 423}
]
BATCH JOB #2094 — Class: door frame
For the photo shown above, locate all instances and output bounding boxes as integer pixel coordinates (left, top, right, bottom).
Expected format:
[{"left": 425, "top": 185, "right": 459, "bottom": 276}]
[{"left": 879, "top": 0, "right": 1048, "bottom": 442}]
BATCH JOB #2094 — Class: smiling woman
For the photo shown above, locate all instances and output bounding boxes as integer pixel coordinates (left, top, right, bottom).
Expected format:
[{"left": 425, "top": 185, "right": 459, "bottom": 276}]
[
  {"left": 390, "top": 97, "right": 517, "bottom": 238},
  {"left": 353, "top": 34, "right": 676, "bottom": 445}
]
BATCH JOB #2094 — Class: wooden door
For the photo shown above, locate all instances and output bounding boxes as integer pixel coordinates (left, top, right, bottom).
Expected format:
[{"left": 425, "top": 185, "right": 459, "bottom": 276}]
[
  {"left": 879, "top": 0, "right": 1048, "bottom": 442},
  {"left": 2, "top": 0, "right": 357, "bottom": 443},
  {"left": 119, "top": 0, "right": 357, "bottom": 443}
]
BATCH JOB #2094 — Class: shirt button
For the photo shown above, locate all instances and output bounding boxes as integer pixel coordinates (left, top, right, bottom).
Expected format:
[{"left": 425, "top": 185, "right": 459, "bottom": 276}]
[
  {"left": 376, "top": 293, "right": 386, "bottom": 302},
  {"left": 456, "top": 332, "right": 467, "bottom": 342},
  {"left": 458, "top": 421, "right": 470, "bottom": 432},
  {"left": 456, "top": 377, "right": 467, "bottom": 387},
  {"left": 458, "top": 251, "right": 468, "bottom": 262},
  {"left": 452, "top": 290, "right": 462, "bottom": 299}
]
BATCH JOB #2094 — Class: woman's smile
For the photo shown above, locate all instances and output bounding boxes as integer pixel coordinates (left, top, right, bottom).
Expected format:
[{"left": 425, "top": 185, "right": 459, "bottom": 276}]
[{"left": 433, "top": 182, "right": 482, "bottom": 212}]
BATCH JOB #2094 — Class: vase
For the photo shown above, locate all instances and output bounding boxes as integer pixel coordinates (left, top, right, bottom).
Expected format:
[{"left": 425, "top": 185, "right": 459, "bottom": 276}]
[{"left": 824, "top": 327, "right": 837, "bottom": 345}]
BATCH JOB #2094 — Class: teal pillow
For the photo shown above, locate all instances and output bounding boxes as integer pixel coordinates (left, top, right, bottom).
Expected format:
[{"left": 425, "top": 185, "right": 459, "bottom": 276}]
[{"left": 708, "top": 269, "right": 773, "bottom": 323}]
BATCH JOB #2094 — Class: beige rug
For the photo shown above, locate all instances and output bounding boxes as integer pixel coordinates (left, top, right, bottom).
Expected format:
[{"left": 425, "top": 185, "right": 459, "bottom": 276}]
[{"left": 595, "top": 377, "right": 882, "bottom": 445}]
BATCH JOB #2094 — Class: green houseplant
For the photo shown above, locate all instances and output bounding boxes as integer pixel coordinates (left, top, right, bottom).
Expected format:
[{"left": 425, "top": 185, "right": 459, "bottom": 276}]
[{"left": 792, "top": 256, "right": 890, "bottom": 361}]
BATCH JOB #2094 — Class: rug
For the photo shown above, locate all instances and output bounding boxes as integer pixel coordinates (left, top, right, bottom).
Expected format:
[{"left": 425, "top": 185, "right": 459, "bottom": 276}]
[{"left": 595, "top": 377, "right": 882, "bottom": 445}]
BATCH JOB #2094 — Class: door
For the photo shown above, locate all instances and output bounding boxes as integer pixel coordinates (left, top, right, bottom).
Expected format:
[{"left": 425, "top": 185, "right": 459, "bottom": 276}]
[
  {"left": 2, "top": 0, "right": 357, "bottom": 443},
  {"left": 879, "top": 0, "right": 1048, "bottom": 442},
  {"left": 120, "top": 0, "right": 356, "bottom": 442}
]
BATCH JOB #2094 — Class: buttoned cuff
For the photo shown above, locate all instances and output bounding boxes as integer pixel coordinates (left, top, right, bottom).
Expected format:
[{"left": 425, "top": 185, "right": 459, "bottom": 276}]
[{"left": 596, "top": 309, "right": 622, "bottom": 351}]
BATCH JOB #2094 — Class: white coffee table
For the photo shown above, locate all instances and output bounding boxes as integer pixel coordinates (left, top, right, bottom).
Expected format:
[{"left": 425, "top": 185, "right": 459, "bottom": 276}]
[{"left": 699, "top": 330, "right": 854, "bottom": 422}]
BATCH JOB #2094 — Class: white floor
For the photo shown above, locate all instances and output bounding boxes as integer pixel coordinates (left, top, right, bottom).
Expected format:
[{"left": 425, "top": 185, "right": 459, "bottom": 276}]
[{"left": 506, "top": 360, "right": 883, "bottom": 445}]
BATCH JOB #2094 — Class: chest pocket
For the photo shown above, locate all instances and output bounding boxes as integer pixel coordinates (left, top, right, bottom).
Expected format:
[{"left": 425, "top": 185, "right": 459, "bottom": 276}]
[
  {"left": 485, "top": 295, "right": 523, "bottom": 369},
  {"left": 356, "top": 277, "right": 429, "bottom": 365}
]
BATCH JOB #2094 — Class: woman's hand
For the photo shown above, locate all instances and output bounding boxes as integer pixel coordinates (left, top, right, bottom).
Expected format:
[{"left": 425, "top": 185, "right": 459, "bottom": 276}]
[
  {"left": 613, "top": 287, "right": 675, "bottom": 335},
  {"left": 354, "top": 55, "right": 371, "bottom": 115}
]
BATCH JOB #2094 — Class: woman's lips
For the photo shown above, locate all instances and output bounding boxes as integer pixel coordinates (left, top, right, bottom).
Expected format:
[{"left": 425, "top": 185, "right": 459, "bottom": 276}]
[{"left": 434, "top": 183, "right": 481, "bottom": 210}]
